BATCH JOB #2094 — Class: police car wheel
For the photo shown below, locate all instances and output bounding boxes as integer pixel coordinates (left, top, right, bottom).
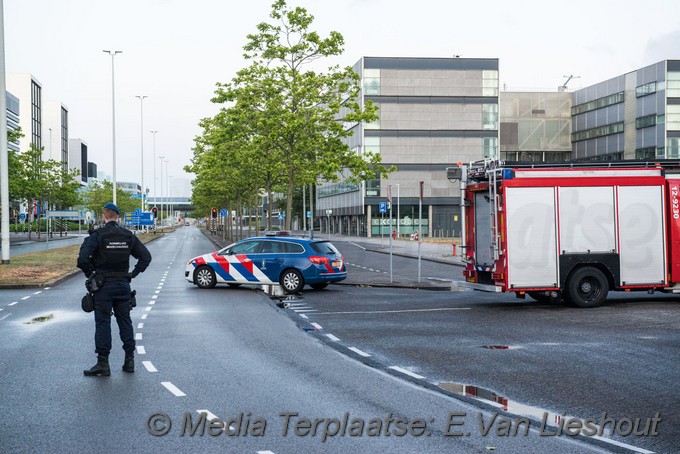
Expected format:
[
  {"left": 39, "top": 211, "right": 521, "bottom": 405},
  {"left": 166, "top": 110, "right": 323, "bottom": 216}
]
[
  {"left": 194, "top": 266, "right": 217, "bottom": 289},
  {"left": 280, "top": 269, "right": 304, "bottom": 294}
]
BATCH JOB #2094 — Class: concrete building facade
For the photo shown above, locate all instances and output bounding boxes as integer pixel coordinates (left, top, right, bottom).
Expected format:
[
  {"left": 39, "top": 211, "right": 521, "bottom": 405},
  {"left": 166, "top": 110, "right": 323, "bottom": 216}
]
[
  {"left": 316, "top": 57, "right": 499, "bottom": 238},
  {"left": 6, "top": 73, "right": 42, "bottom": 154}
]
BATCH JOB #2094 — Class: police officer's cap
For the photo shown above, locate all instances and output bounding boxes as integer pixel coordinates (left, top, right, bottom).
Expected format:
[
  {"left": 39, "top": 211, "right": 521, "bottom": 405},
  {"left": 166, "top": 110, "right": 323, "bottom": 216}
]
[{"left": 103, "top": 202, "right": 120, "bottom": 214}]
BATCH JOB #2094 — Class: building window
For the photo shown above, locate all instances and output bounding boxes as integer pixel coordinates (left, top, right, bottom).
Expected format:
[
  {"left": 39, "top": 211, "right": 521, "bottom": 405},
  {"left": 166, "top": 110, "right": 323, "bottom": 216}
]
[
  {"left": 635, "top": 147, "right": 657, "bottom": 159},
  {"left": 365, "top": 179, "right": 380, "bottom": 196},
  {"left": 364, "top": 136, "right": 380, "bottom": 155},
  {"left": 571, "top": 92, "right": 624, "bottom": 115},
  {"left": 571, "top": 122, "right": 624, "bottom": 142},
  {"left": 668, "top": 138, "right": 680, "bottom": 159},
  {"left": 483, "top": 137, "right": 498, "bottom": 159},
  {"left": 635, "top": 81, "right": 657, "bottom": 97},
  {"left": 363, "top": 69, "right": 380, "bottom": 96},
  {"left": 668, "top": 105, "right": 680, "bottom": 131},
  {"left": 636, "top": 114, "right": 664, "bottom": 129},
  {"left": 482, "top": 70, "right": 498, "bottom": 97},
  {"left": 668, "top": 71, "right": 680, "bottom": 98},
  {"left": 482, "top": 104, "right": 498, "bottom": 130}
]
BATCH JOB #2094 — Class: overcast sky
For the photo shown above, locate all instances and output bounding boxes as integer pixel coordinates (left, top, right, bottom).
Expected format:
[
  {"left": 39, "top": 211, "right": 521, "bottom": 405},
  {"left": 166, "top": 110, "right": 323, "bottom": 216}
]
[{"left": 5, "top": 0, "right": 679, "bottom": 197}]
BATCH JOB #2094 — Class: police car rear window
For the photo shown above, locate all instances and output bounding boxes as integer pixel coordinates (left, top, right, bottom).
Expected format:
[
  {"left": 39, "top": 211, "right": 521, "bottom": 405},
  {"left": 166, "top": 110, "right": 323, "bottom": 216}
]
[{"left": 310, "top": 241, "right": 340, "bottom": 255}]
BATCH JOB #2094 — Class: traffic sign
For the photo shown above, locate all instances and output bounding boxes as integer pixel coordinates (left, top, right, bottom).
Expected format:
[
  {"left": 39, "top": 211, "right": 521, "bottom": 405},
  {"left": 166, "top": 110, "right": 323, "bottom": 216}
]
[
  {"left": 220, "top": 209, "right": 227, "bottom": 217},
  {"left": 379, "top": 201, "right": 387, "bottom": 213}
]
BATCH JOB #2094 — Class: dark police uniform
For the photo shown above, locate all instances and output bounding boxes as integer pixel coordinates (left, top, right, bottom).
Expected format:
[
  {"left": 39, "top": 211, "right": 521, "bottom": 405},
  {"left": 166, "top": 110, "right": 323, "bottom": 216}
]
[{"left": 77, "top": 208, "right": 152, "bottom": 376}]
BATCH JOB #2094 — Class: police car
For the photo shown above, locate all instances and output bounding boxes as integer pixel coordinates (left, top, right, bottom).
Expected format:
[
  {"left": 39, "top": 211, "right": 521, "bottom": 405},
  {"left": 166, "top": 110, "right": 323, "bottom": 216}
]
[{"left": 185, "top": 236, "right": 347, "bottom": 293}]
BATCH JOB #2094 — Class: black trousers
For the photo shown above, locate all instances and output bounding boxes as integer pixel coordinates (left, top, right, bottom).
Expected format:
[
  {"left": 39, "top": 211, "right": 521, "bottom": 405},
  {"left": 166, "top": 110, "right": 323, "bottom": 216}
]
[{"left": 93, "top": 280, "right": 135, "bottom": 356}]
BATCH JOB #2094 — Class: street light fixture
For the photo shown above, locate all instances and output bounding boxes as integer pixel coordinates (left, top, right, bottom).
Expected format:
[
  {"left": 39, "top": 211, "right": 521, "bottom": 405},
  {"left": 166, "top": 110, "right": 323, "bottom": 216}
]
[
  {"left": 164, "top": 159, "right": 169, "bottom": 222},
  {"left": 103, "top": 49, "right": 122, "bottom": 204},
  {"left": 136, "top": 95, "right": 147, "bottom": 212}
]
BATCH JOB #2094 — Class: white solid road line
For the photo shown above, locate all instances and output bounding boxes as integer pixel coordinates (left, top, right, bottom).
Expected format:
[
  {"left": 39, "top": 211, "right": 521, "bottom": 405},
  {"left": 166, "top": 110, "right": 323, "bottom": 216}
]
[
  {"left": 316, "top": 307, "right": 470, "bottom": 316},
  {"left": 326, "top": 334, "right": 340, "bottom": 342},
  {"left": 310, "top": 322, "right": 323, "bottom": 330},
  {"left": 161, "top": 381, "right": 186, "bottom": 397}
]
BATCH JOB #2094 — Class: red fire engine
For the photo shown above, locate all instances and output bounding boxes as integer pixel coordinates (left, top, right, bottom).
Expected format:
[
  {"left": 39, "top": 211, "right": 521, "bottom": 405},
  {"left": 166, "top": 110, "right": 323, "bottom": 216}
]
[{"left": 447, "top": 160, "right": 680, "bottom": 307}]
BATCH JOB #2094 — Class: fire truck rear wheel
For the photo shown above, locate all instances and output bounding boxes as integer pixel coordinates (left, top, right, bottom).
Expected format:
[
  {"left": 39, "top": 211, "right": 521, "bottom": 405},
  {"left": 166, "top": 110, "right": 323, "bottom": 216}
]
[{"left": 565, "top": 266, "right": 609, "bottom": 308}]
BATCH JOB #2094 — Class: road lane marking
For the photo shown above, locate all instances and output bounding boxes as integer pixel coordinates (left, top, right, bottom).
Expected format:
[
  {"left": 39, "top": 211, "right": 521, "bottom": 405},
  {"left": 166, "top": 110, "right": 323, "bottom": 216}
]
[
  {"left": 257, "top": 451, "right": 276, "bottom": 454},
  {"left": 316, "top": 307, "right": 471, "bottom": 315},
  {"left": 154, "top": 290, "right": 160, "bottom": 294},
  {"left": 591, "top": 435, "right": 655, "bottom": 454},
  {"left": 310, "top": 322, "right": 323, "bottom": 330},
  {"left": 161, "top": 381, "right": 186, "bottom": 397},
  {"left": 20, "top": 296, "right": 30, "bottom": 300},
  {"left": 137, "top": 323, "right": 144, "bottom": 329},
  {"left": 299, "top": 314, "right": 308, "bottom": 319},
  {"left": 135, "top": 333, "right": 143, "bottom": 340},
  {"left": 0, "top": 314, "right": 10, "bottom": 321},
  {"left": 348, "top": 241, "right": 366, "bottom": 250},
  {"left": 141, "top": 314, "right": 148, "bottom": 320},
  {"left": 348, "top": 347, "right": 371, "bottom": 357},
  {"left": 145, "top": 307, "right": 152, "bottom": 312},
  {"left": 33, "top": 291, "right": 42, "bottom": 295},
  {"left": 389, "top": 366, "right": 425, "bottom": 380},
  {"left": 149, "top": 300, "right": 155, "bottom": 305},
  {"left": 136, "top": 346, "right": 146, "bottom": 354},
  {"left": 152, "top": 295, "right": 158, "bottom": 299},
  {"left": 326, "top": 334, "right": 340, "bottom": 342},
  {"left": 142, "top": 361, "right": 157, "bottom": 372},
  {"left": 197, "top": 410, "right": 219, "bottom": 421},
  {"left": 8, "top": 302, "right": 18, "bottom": 306}
]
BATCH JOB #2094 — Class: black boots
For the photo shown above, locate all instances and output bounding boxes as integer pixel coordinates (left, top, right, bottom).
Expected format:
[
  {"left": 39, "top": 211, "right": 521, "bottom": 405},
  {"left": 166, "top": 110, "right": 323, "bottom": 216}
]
[
  {"left": 122, "top": 355, "right": 134, "bottom": 373},
  {"left": 84, "top": 355, "right": 110, "bottom": 376}
]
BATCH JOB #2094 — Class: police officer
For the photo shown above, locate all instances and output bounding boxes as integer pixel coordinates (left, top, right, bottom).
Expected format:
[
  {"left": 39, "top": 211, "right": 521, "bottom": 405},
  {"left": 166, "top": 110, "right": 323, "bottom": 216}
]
[{"left": 77, "top": 203, "right": 152, "bottom": 376}]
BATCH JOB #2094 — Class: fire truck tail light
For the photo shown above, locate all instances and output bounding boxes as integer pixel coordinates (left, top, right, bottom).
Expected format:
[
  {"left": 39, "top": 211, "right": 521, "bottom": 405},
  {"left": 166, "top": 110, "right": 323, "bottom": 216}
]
[
  {"left": 463, "top": 269, "right": 473, "bottom": 277},
  {"left": 492, "top": 273, "right": 504, "bottom": 280}
]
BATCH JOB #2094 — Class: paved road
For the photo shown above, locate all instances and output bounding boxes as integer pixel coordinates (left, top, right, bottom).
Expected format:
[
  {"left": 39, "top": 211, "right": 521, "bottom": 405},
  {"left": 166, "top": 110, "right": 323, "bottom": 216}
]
[{"left": 0, "top": 226, "right": 606, "bottom": 453}]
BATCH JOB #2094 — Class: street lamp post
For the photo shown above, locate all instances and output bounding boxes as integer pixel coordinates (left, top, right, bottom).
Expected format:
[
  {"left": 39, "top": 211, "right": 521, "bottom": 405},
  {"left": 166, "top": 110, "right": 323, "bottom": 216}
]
[
  {"left": 103, "top": 49, "right": 122, "bottom": 204},
  {"left": 168, "top": 175, "right": 173, "bottom": 221},
  {"left": 136, "top": 95, "right": 147, "bottom": 213},
  {"left": 150, "top": 130, "right": 158, "bottom": 211},
  {"left": 158, "top": 155, "right": 165, "bottom": 222},
  {"left": 164, "top": 159, "right": 169, "bottom": 222},
  {"left": 396, "top": 183, "right": 400, "bottom": 239}
]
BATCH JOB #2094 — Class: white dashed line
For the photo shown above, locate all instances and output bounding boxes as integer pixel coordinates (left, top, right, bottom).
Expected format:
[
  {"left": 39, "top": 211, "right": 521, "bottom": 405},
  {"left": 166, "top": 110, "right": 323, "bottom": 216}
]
[
  {"left": 136, "top": 346, "right": 146, "bottom": 354},
  {"left": 197, "top": 410, "right": 219, "bottom": 421},
  {"left": 161, "top": 381, "right": 186, "bottom": 397},
  {"left": 299, "top": 314, "right": 308, "bottom": 319},
  {"left": 310, "top": 322, "right": 323, "bottom": 330},
  {"left": 33, "top": 291, "right": 42, "bottom": 295},
  {"left": 389, "top": 366, "right": 425, "bottom": 380},
  {"left": 257, "top": 451, "right": 276, "bottom": 454},
  {"left": 145, "top": 307, "right": 152, "bottom": 312},
  {"left": 8, "top": 302, "right": 18, "bottom": 306},
  {"left": 20, "top": 296, "right": 30, "bottom": 300},
  {"left": 326, "top": 334, "right": 340, "bottom": 342},
  {"left": 0, "top": 314, "right": 10, "bottom": 321},
  {"left": 154, "top": 290, "right": 160, "bottom": 294},
  {"left": 348, "top": 347, "right": 371, "bottom": 357},
  {"left": 141, "top": 314, "right": 148, "bottom": 320},
  {"left": 0, "top": 308, "right": 3, "bottom": 311},
  {"left": 148, "top": 301, "right": 155, "bottom": 305},
  {"left": 137, "top": 323, "right": 144, "bottom": 329},
  {"left": 135, "top": 333, "right": 143, "bottom": 340},
  {"left": 142, "top": 361, "right": 157, "bottom": 372},
  {"left": 152, "top": 295, "right": 158, "bottom": 299}
]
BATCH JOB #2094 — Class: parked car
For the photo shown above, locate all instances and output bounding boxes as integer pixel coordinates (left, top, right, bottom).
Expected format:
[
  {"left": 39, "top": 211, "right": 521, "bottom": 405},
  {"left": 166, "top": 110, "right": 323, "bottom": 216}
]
[{"left": 185, "top": 236, "right": 347, "bottom": 293}]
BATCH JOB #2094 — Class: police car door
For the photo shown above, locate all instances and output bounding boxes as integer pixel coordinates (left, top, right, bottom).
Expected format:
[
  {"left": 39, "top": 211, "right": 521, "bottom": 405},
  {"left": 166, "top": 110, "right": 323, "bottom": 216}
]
[
  {"left": 225, "top": 240, "right": 270, "bottom": 284},
  {"left": 255, "top": 240, "right": 284, "bottom": 283}
]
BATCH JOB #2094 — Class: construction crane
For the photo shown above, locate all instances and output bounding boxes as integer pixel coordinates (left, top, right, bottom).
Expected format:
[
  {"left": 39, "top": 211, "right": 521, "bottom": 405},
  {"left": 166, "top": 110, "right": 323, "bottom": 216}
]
[{"left": 559, "top": 74, "right": 580, "bottom": 92}]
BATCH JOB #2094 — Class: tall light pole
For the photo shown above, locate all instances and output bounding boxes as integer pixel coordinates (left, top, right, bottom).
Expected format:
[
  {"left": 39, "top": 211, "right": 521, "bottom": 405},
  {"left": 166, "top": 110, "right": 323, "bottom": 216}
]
[
  {"left": 103, "top": 49, "right": 122, "bottom": 204},
  {"left": 158, "top": 155, "right": 165, "bottom": 222},
  {"left": 0, "top": 0, "right": 11, "bottom": 263},
  {"left": 396, "top": 183, "right": 400, "bottom": 239},
  {"left": 150, "top": 130, "right": 158, "bottom": 209},
  {"left": 168, "top": 175, "right": 173, "bottom": 221},
  {"left": 136, "top": 95, "right": 147, "bottom": 212},
  {"left": 164, "top": 159, "right": 169, "bottom": 221}
]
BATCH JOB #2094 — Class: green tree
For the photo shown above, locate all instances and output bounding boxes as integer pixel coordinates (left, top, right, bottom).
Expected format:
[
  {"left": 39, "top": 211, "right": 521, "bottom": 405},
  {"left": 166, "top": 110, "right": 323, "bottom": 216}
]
[
  {"left": 81, "top": 180, "right": 136, "bottom": 220},
  {"left": 210, "top": 0, "right": 382, "bottom": 230}
]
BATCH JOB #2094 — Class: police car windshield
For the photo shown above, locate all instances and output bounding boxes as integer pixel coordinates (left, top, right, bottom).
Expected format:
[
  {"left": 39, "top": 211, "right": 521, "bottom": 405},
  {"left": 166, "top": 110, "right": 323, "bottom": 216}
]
[{"left": 310, "top": 241, "right": 340, "bottom": 255}]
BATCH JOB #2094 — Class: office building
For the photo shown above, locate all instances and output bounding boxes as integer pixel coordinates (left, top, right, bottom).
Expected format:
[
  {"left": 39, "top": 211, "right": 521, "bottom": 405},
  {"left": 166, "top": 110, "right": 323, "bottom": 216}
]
[
  {"left": 571, "top": 59, "right": 680, "bottom": 160},
  {"left": 316, "top": 56, "right": 499, "bottom": 237}
]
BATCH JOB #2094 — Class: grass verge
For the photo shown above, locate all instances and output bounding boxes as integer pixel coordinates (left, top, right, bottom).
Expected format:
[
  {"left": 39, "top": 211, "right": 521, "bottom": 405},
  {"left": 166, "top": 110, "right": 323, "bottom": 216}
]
[{"left": 0, "top": 232, "right": 161, "bottom": 286}]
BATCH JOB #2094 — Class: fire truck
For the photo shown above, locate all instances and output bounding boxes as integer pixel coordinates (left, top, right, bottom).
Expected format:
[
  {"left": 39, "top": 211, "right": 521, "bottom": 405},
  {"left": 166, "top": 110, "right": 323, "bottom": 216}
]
[{"left": 447, "top": 160, "right": 680, "bottom": 307}]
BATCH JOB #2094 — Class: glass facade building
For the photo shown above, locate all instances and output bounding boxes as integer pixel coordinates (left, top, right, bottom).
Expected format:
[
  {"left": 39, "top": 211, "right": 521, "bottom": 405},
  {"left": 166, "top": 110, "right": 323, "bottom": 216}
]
[{"left": 571, "top": 60, "right": 680, "bottom": 160}]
